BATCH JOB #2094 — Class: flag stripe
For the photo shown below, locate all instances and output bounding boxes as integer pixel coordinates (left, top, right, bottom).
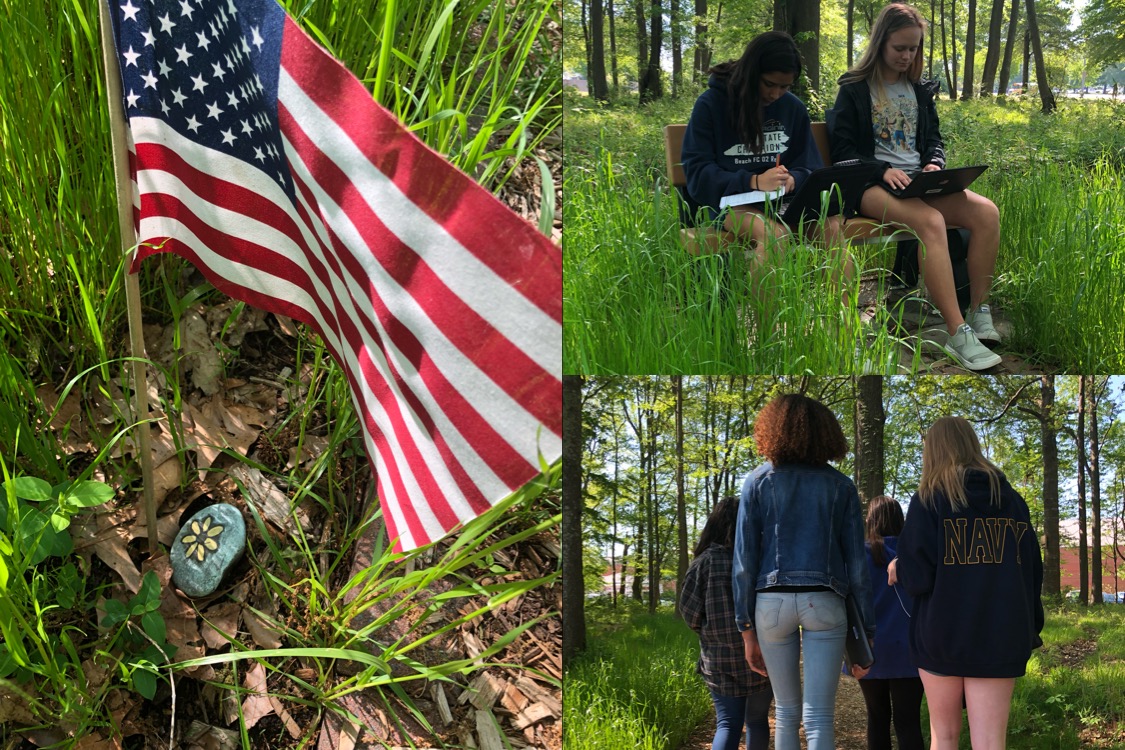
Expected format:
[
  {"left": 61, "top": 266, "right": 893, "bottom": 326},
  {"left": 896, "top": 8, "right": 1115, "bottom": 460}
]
[
  {"left": 276, "top": 102, "right": 563, "bottom": 439},
  {"left": 279, "top": 18, "right": 563, "bottom": 327}
]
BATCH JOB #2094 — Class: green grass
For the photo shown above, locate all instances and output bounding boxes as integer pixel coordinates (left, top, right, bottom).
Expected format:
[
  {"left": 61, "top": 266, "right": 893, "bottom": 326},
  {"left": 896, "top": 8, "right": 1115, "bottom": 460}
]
[
  {"left": 564, "top": 93, "right": 1125, "bottom": 373},
  {"left": 1, "top": 0, "right": 560, "bottom": 744},
  {"left": 569, "top": 601, "right": 1125, "bottom": 750},
  {"left": 563, "top": 602, "right": 712, "bottom": 750}
]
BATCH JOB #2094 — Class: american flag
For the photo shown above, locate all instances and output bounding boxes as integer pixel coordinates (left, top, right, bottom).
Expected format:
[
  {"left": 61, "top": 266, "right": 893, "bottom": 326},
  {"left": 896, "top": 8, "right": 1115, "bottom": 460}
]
[{"left": 106, "top": 0, "right": 562, "bottom": 551}]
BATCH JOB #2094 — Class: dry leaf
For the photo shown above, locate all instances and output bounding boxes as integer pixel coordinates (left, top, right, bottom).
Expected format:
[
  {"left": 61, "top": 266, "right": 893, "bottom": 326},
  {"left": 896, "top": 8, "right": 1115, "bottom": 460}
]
[
  {"left": 243, "top": 606, "right": 283, "bottom": 649},
  {"left": 240, "top": 662, "right": 274, "bottom": 730},
  {"left": 200, "top": 602, "right": 241, "bottom": 650},
  {"left": 181, "top": 309, "right": 223, "bottom": 395},
  {"left": 182, "top": 720, "right": 241, "bottom": 750},
  {"left": 226, "top": 464, "right": 310, "bottom": 535},
  {"left": 73, "top": 515, "right": 141, "bottom": 594}
]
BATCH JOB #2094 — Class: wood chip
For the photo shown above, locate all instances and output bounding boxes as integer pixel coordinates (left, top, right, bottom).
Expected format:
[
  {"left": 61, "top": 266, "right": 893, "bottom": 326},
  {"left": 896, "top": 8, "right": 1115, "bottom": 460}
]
[
  {"left": 462, "top": 673, "right": 505, "bottom": 710},
  {"left": 514, "top": 701, "right": 554, "bottom": 730},
  {"left": 269, "top": 695, "right": 302, "bottom": 739},
  {"left": 431, "top": 683, "right": 454, "bottom": 725},
  {"left": 475, "top": 709, "right": 506, "bottom": 750}
]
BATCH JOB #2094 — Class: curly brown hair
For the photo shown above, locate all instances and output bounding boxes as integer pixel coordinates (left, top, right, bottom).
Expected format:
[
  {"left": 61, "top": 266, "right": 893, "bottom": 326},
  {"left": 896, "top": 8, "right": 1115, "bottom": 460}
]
[{"left": 753, "top": 393, "right": 848, "bottom": 465}]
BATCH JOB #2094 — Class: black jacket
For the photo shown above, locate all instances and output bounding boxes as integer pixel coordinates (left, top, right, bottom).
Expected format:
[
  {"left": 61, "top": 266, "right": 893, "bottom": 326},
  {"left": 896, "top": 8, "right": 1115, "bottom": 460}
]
[
  {"left": 826, "top": 78, "right": 946, "bottom": 179},
  {"left": 896, "top": 469, "right": 1044, "bottom": 678}
]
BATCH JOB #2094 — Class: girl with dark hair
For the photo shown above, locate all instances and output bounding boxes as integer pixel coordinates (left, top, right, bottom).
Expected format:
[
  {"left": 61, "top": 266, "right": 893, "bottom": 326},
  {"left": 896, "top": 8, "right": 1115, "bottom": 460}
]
[
  {"left": 733, "top": 394, "right": 874, "bottom": 750},
  {"left": 681, "top": 32, "right": 851, "bottom": 282},
  {"left": 889, "top": 416, "right": 1044, "bottom": 750},
  {"left": 681, "top": 496, "right": 773, "bottom": 750},
  {"left": 827, "top": 3, "right": 1003, "bottom": 371},
  {"left": 852, "top": 495, "right": 924, "bottom": 750}
]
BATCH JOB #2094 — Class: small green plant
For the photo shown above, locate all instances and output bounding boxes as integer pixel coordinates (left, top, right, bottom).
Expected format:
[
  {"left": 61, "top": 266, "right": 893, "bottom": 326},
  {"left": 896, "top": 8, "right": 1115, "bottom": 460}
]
[{"left": 98, "top": 570, "right": 174, "bottom": 700}]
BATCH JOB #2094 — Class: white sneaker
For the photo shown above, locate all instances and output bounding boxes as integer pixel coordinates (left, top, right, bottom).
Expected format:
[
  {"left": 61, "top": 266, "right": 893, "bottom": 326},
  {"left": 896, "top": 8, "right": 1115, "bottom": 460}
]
[
  {"left": 966, "top": 304, "right": 1001, "bottom": 344},
  {"left": 940, "top": 324, "right": 1002, "bottom": 371}
]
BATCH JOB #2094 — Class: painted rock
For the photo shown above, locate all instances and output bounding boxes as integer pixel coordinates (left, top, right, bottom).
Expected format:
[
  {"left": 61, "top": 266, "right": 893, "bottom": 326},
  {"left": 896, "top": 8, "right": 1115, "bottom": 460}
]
[{"left": 170, "top": 503, "right": 246, "bottom": 597}]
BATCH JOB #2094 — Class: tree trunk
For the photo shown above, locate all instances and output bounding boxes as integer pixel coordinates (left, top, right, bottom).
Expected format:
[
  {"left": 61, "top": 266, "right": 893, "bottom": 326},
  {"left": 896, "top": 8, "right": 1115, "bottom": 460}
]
[
  {"left": 1040, "top": 376, "right": 1061, "bottom": 596},
  {"left": 774, "top": 0, "right": 820, "bottom": 92},
  {"left": 941, "top": 0, "right": 954, "bottom": 95},
  {"left": 670, "top": 0, "right": 682, "bottom": 97},
  {"left": 1021, "top": 29, "right": 1030, "bottom": 90},
  {"left": 1078, "top": 376, "right": 1089, "bottom": 604},
  {"left": 609, "top": 0, "right": 620, "bottom": 93},
  {"left": 639, "top": 0, "right": 664, "bottom": 102},
  {"left": 1023, "top": 0, "right": 1056, "bottom": 112},
  {"left": 1090, "top": 377, "right": 1103, "bottom": 605},
  {"left": 585, "top": 0, "right": 594, "bottom": 87},
  {"left": 611, "top": 412, "right": 622, "bottom": 607},
  {"left": 929, "top": 0, "right": 937, "bottom": 80},
  {"left": 590, "top": 0, "right": 610, "bottom": 100},
  {"left": 961, "top": 0, "right": 977, "bottom": 99},
  {"left": 561, "top": 375, "right": 586, "bottom": 666},
  {"left": 997, "top": 0, "right": 1019, "bottom": 95},
  {"left": 635, "top": 0, "right": 648, "bottom": 96},
  {"left": 855, "top": 376, "right": 886, "bottom": 505},
  {"left": 951, "top": 0, "right": 959, "bottom": 96},
  {"left": 674, "top": 376, "right": 688, "bottom": 615},
  {"left": 693, "top": 0, "right": 709, "bottom": 83},
  {"left": 979, "top": 0, "right": 1006, "bottom": 95}
]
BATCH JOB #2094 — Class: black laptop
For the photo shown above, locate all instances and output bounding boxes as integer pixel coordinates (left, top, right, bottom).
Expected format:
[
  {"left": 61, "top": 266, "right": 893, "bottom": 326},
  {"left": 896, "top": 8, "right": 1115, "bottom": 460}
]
[
  {"left": 885, "top": 164, "right": 988, "bottom": 198},
  {"left": 722, "top": 161, "right": 877, "bottom": 227}
]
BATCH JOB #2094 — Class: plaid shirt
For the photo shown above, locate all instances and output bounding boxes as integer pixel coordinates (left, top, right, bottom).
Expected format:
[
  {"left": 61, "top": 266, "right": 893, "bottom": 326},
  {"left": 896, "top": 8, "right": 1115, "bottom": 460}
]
[{"left": 680, "top": 544, "right": 770, "bottom": 697}]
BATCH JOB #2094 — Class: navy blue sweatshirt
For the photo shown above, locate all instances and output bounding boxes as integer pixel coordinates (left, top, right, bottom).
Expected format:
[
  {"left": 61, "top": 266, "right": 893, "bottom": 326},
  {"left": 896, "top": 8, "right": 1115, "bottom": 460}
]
[
  {"left": 681, "top": 75, "right": 822, "bottom": 218},
  {"left": 896, "top": 470, "right": 1044, "bottom": 678},
  {"left": 861, "top": 536, "right": 918, "bottom": 681}
]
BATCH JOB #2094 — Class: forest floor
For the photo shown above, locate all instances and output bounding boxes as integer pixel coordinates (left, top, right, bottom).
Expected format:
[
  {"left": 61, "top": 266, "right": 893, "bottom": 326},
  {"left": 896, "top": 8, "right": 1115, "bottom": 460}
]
[{"left": 677, "top": 672, "right": 868, "bottom": 749}]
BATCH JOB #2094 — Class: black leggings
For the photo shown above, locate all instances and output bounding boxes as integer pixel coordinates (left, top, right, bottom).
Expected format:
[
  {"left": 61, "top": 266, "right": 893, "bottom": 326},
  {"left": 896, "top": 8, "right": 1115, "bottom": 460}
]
[{"left": 857, "top": 677, "right": 925, "bottom": 750}]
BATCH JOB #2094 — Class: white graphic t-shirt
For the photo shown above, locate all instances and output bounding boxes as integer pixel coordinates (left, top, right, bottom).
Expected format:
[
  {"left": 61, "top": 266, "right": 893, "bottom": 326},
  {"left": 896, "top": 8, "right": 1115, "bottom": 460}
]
[{"left": 871, "top": 79, "right": 921, "bottom": 171}]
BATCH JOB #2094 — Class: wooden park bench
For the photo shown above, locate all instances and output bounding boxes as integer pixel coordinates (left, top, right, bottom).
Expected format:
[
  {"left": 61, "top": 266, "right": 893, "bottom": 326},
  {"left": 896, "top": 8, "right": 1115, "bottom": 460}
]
[{"left": 662, "top": 121, "right": 970, "bottom": 309}]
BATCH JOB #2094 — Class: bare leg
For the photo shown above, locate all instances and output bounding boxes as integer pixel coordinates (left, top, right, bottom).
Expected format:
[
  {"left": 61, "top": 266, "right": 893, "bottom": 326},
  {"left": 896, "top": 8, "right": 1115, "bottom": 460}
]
[
  {"left": 924, "top": 189, "right": 1001, "bottom": 309},
  {"left": 918, "top": 670, "right": 964, "bottom": 750},
  {"left": 859, "top": 186, "right": 964, "bottom": 334},
  {"left": 810, "top": 214, "right": 856, "bottom": 306},
  {"left": 964, "top": 677, "right": 1015, "bottom": 750}
]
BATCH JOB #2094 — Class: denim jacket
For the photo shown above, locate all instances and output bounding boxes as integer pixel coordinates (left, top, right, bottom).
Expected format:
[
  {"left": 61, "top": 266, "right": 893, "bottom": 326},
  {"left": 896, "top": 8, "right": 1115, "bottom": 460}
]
[{"left": 733, "top": 462, "right": 875, "bottom": 637}]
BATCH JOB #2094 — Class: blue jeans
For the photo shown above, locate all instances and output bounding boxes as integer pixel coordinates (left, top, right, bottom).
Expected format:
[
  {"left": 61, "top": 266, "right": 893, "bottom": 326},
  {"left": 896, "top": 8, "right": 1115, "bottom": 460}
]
[
  {"left": 710, "top": 686, "right": 773, "bottom": 750},
  {"left": 755, "top": 590, "right": 847, "bottom": 750}
]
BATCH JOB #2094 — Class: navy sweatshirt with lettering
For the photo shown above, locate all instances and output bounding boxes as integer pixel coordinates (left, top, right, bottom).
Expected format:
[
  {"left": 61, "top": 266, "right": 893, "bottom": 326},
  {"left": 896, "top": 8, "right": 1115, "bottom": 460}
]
[
  {"left": 896, "top": 469, "right": 1044, "bottom": 678},
  {"left": 681, "top": 74, "right": 821, "bottom": 220}
]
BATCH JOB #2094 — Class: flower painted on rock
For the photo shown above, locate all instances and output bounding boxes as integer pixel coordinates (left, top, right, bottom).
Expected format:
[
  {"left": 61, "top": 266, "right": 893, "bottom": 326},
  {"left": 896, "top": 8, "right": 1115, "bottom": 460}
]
[{"left": 182, "top": 515, "right": 224, "bottom": 562}]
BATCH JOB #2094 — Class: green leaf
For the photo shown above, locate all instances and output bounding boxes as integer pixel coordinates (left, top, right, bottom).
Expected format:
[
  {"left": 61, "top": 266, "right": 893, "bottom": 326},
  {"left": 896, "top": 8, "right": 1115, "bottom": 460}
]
[
  {"left": 49, "top": 511, "right": 71, "bottom": 533},
  {"left": 5, "top": 477, "right": 52, "bottom": 502},
  {"left": 102, "top": 598, "right": 128, "bottom": 628},
  {"left": 62, "top": 480, "right": 115, "bottom": 509},
  {"left": 141, "top": 611, "right": 166, "bottom": 644},
  {"left": 135, "top": 570, "right": 162, "bottom": 611},
  {"left": 132, "top": 666, "right": 157, "bottom": 699}
]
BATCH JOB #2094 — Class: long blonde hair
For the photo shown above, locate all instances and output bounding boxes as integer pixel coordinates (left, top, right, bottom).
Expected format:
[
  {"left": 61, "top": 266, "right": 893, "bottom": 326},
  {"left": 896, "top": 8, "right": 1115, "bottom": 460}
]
[
  {"left": 918, "top": 416, "right": 1003, "bottom": 512},
  {"left": 840, "top": 3, "right": 927, "bottom": 98}
]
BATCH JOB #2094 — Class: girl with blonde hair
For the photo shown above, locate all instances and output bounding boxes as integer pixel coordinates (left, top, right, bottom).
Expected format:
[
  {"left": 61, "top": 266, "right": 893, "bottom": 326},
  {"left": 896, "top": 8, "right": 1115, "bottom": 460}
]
[
  {"left": 889, "top": 416, "right": 1044, "bottom": 750},
  {"left": 827, "top": 4, "right": 1003, "bottom": 371}
]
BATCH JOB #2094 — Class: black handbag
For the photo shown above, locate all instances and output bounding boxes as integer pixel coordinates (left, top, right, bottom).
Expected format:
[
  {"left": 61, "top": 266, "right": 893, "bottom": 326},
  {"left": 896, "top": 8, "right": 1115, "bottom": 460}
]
[{"left": 844, "top": 593, "right": 875, "bottom": 669}]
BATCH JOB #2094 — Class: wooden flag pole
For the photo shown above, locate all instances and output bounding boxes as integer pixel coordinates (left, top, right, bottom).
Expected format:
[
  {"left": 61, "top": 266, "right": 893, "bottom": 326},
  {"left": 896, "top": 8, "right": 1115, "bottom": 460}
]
[{"left": 98, "top": 0, "right": 159, "bottom": 556}]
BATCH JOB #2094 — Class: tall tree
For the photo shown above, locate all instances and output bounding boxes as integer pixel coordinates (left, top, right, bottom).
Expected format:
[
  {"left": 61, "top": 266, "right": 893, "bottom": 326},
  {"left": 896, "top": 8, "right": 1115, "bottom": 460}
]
[
  {"left": 1077, "top": 376, "right": 1089, "bottom": 603},
  {"left": 979, "top": 0, "right": 1007, "bottom": 95},
  {"left": 1089, "top": 377, "right": 1104, "bottom": 604},
  {"left": 1040, "top": 376, "right": 1061, "bottom": 596},
  {"left": 608, "top": 0, "right": 620, "bottom": 94},
  {"left": 674, "top": 377, "right": 688, "bottom": 615},
  {"left": 589, "top": 0, "right": 610, "bottom": 100},
  {"left": 997, "top": 0, "right": 1020, "bottom": 95},
  {"left": 774, "top": 0, "right": 821, "bottom": 91},
  {"left": 960, "top": 0, "right": 978, "bottom": 99},
  {"left": 639, "top": 0, "right": 664, "bottom": 102},
  {"left": 1024, "top": 0, "right": 1057, "bottom": 112},
  {"left": 693, "top": 0, "right": 713, "bottom": 82},
  {"left": 941, "top": 0, "right": 955, "bottom": 95},
  {"left": 561, "top": 375, "right": 586, "bottom": 666},
  {"left": 855, "top": 375, "right": 886, "bottom": 503},
  {"left": 670, "top": 0, "right": 683, "bottom": 97}
]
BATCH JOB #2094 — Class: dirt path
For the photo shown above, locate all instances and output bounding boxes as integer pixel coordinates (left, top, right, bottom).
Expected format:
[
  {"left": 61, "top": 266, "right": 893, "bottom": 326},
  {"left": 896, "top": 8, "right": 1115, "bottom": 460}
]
[{"left": 678, "top": 673, "right": 869, "bottom": 750}]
